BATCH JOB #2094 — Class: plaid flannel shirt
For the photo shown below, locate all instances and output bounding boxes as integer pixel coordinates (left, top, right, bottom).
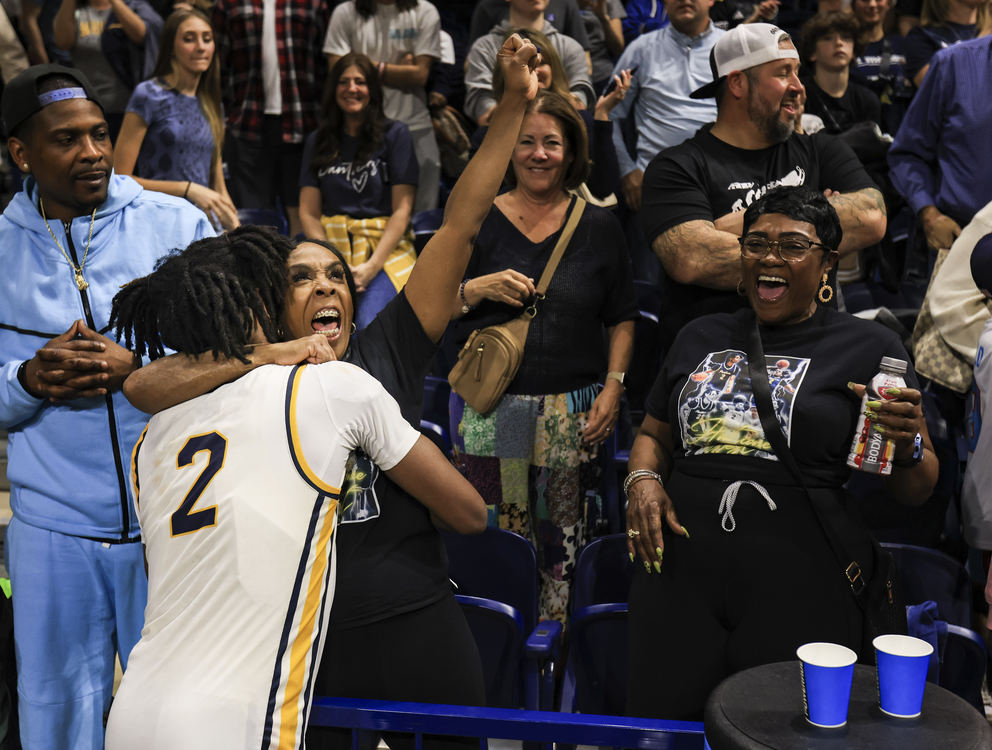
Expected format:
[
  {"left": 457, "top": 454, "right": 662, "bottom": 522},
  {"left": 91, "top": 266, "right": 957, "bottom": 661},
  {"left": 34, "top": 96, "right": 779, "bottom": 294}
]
[{"left": 213, "top": 0, "right": 329, "bottom": 144}]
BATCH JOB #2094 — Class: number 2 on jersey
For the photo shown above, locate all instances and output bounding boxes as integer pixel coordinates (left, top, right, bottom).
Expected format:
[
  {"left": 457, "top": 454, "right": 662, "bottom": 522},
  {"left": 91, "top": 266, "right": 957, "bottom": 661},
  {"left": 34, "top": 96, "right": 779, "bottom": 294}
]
[{"left": 172, "top": 431, "right": 228, "bottom": 536}]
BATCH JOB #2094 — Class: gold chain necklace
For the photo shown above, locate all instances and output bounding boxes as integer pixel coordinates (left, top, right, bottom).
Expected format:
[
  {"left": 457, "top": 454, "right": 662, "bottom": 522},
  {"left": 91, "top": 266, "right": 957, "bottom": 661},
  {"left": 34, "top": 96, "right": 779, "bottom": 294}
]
[{"left": 40, "top": 198, "right": 96, "bottom": 292}]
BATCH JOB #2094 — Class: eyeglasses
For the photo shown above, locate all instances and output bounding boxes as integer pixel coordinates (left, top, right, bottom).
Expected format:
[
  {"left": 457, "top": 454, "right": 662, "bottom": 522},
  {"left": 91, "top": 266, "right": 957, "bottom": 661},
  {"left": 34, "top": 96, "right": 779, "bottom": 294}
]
[{"left": 739, "top": 235, "right": 829, "bottom": 262}]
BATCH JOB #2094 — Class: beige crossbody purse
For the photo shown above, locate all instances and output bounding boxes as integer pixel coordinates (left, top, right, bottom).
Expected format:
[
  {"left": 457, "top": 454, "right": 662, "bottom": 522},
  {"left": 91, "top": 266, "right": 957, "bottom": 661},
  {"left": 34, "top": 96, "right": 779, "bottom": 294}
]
[{"left": 448, "top": 198, "right": 586, "bottom": 416}]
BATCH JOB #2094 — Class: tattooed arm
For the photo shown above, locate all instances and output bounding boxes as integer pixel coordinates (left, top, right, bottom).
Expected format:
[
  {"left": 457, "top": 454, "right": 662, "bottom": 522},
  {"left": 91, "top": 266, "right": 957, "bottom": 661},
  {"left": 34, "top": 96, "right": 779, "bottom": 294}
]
[
  {"left": 651, "top": 220, "right": 742, "bottom": 290},
  {"left": 826, "top": 187, "right": 887, "bottom": 257}
]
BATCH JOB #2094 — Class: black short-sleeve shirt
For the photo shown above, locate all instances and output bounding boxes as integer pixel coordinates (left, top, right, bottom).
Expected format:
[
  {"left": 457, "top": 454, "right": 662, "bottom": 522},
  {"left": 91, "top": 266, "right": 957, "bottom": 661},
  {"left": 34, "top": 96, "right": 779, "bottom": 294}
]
[
  {"left": 332, "top": 291, "right": 449, "bottom": 630},
  {"left": 451, "top": 197, "right": 638, "bottom": 396},
  {"left": 645, "top": 306, "right": 918, "bottom": 487},
  {"left": 640, "top": 125, "right": 877, "bottom": 352}
]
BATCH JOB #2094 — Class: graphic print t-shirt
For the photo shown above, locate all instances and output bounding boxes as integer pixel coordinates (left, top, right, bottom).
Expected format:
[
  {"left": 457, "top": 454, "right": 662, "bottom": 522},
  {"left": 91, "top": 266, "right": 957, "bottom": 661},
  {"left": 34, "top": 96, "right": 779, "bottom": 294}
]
[
  {"left": 645, "top": 306, "right": 917, "bottom": 487},
  {"left": 640, "top": 126, "right": 876, "bottom": 351},
  {"left": 299, "top": 120, "right": 418, "bottom": 219}
]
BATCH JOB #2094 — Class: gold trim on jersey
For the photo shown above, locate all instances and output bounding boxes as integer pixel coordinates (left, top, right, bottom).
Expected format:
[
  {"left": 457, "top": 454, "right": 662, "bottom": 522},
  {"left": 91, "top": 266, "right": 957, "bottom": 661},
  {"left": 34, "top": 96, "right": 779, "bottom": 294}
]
[
  {"left": 130, "top": 424, "right": 149, "bottom": 508},
  {"left": 287, "top": 365, "right": 342, "bottom": 495},
  {"left": 274, "top": 498, "right": 338, "bottom": 749}
]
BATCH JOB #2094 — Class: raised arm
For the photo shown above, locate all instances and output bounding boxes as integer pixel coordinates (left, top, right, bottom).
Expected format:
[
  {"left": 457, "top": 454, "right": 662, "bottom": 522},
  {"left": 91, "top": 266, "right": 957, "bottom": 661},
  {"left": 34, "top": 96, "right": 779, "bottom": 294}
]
[
  {"left": 403, "top": 33, "right": 540, "bottom": 343},
  {"left": 651, "top": 219, "right": 742, "bottom": 290}
]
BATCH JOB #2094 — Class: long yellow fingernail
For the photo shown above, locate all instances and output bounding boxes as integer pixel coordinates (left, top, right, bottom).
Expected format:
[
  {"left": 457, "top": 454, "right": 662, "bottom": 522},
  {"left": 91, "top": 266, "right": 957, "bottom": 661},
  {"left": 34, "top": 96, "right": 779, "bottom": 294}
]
[
  {"left": 656, "top": 547, "right": 663, "bottom": 559},
  {"left": 682, "top": 526, "right": 691, "bottom": 539},
  {"left": 865, "top": 401, "right": 881, "bottom": 409},
  {"left": 847, "top": 381, "right": 857, "bottom": 391},
  {"left": 629, "top": 552, "right": 634, "bottom": 562},
  {"left": 653, "top": 561, "right": 661, "bottom": 573},
  {"left": 643, "top": 561, "right": 651, "bottom": 575},
  {"left": 885, "top": 387, "right": 901, "bottom": 396}
]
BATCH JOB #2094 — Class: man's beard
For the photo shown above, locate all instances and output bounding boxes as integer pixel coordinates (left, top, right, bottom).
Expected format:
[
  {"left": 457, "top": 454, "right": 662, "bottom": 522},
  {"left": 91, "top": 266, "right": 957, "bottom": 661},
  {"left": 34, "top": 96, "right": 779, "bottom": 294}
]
[{"left": 747, "top": 88, "right": 797, "bottom": 143}]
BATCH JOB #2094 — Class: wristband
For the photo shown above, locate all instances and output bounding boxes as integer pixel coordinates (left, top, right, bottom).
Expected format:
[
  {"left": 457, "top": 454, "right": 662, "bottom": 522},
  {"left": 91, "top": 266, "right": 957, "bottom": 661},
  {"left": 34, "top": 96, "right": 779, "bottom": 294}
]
[
  {"left": 623, "top": 469, "right": 663, "bottom": 497},
  {"left": 892, "top": 432, "right": 924, "bottom": 468},
  {"left": 459, "top": 279, "right": 475, "bottom": 314}
]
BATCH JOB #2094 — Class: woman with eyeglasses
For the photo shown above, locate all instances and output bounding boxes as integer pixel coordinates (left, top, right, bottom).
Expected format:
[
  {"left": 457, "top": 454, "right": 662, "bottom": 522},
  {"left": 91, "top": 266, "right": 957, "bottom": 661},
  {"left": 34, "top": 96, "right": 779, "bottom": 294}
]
[{"left": 623, "top": 186, "right": 938, "bottom": 721}]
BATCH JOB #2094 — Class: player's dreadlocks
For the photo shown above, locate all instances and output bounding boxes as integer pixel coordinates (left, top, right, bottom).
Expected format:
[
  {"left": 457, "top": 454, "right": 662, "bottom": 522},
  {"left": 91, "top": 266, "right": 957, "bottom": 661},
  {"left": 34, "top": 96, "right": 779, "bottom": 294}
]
[{"left": 111, "top": 225, "right": 294, "bottom": 363}]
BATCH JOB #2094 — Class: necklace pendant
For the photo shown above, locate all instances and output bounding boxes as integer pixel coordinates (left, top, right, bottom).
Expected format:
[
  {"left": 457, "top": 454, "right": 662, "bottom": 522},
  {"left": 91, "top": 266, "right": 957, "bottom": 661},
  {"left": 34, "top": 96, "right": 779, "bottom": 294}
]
[{"left": 75, "top": 271, "right": 88, "bottom": 291}]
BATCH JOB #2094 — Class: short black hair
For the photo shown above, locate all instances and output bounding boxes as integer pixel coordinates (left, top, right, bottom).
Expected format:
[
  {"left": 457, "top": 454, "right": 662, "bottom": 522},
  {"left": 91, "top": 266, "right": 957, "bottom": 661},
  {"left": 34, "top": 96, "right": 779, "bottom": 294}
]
[
  {"left": 741, "top": 186, "right": 842, "bottom": 252},
  {"left": 111, "top": 226, "right": 294, "bottom": 362}
]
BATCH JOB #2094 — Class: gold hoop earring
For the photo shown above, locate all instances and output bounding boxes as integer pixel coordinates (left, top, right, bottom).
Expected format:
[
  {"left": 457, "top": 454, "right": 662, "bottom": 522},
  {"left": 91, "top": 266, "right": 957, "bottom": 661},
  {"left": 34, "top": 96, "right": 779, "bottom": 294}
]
[
  {"left": 817, "top": 272, "right": 834, "bottom": 304},
  {"left": 737, "top": 281, "right": 746, "bottom": 297},
  {"left": 350, "top": 322, "right": 357, "bottom": 334}
]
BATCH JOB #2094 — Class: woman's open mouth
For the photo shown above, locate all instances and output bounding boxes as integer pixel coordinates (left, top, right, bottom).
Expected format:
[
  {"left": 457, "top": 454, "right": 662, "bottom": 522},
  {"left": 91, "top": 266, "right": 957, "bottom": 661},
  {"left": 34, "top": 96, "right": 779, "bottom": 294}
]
[
  {"left": 312, "top": 307, "right": 341, "bottom": 336},
  {"left": 756, "top": 274, "right": 788, "bottom": 302}
]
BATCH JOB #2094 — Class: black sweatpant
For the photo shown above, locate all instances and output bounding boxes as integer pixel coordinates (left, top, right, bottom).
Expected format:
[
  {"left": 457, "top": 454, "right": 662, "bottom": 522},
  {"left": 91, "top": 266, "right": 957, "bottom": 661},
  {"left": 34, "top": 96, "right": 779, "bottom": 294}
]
[
  {"left": 306, "top": 594, "right": 485, "bottom": 750},
  {"left": 625, "top": 469, "right": 863, "bottom": 721}
]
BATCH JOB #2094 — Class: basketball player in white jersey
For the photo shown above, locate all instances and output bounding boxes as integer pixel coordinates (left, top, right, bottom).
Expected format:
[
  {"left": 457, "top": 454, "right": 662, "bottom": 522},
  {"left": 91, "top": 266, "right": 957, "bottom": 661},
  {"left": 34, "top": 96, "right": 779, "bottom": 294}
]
[{"left": 104, "top": 226, "right": 486, "bottom": 750}]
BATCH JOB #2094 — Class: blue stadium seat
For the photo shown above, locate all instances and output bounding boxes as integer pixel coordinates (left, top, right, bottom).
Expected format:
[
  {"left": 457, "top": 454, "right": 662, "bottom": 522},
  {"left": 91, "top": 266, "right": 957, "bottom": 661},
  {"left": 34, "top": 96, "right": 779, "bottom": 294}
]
[
  {"left": 560, "top": 534, "right": 634, "bottom": 714},
  {"left": 442, "top": 528, "right": 561, "bottom": 710},
  {"left": 883, "top": 543, "right": 972, "bottom": 628}
]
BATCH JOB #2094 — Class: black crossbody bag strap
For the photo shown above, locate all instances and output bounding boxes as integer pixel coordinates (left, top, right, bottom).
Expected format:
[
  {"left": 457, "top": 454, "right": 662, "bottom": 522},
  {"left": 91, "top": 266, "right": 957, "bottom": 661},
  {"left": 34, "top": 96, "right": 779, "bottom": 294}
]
[{"left": 745, "top": 316, "right": 868, "bottom": 599}]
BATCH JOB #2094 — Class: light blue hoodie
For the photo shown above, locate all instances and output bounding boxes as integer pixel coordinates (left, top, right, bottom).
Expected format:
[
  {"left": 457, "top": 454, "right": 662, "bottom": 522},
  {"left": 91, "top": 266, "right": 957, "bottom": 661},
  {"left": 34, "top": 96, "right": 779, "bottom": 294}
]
[{"left": 0, "top": 174, "right": 215, "bottom": 539}]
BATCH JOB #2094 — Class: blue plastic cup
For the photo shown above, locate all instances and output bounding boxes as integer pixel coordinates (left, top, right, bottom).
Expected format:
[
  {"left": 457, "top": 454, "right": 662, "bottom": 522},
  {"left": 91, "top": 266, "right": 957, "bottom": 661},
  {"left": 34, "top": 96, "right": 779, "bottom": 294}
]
[
  {"left": 873, "top": 634, "right": 933, "bottom": 718},
  {"left": 797, "top": 642, "right": 858, "bottom": 728}
]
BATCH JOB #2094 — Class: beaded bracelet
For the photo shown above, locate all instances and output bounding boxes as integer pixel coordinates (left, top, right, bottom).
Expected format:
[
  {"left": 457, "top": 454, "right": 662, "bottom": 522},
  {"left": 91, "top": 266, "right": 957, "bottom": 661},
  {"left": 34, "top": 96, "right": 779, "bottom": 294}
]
[
  {"left": 623, "top": 469, "right": 664, "bottom": 497},
  {"left": 459, "top": 279, "right": 475, "bottom": 314}
]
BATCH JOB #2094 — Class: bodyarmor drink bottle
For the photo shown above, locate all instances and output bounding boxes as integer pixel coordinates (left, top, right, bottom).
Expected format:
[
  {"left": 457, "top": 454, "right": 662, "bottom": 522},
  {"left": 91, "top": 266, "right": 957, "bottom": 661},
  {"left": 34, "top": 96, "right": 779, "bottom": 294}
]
[{"left": 846, "top": 357, "right": 908, "bottom": 476}]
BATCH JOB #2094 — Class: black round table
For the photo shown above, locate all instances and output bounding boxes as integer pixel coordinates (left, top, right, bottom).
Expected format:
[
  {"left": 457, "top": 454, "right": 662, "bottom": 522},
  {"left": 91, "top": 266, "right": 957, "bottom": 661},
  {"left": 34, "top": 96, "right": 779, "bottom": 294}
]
[{"left": 704, "top": 661, "right": 991, "bottom": 749}]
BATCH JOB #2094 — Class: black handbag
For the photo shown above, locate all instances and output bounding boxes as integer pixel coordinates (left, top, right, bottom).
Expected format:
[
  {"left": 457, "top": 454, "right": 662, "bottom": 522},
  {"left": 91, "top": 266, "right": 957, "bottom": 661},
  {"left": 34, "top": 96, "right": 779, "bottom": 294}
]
[{"left": 745, "top": 316, "right": 907, "bottom": 659}]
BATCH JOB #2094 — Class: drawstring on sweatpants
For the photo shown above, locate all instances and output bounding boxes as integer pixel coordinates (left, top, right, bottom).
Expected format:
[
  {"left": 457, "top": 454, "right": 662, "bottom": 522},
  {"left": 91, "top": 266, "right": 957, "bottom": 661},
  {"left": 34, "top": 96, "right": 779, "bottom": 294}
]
[{"left": 718, "top": 480, "right": 777, "bottom": 532}]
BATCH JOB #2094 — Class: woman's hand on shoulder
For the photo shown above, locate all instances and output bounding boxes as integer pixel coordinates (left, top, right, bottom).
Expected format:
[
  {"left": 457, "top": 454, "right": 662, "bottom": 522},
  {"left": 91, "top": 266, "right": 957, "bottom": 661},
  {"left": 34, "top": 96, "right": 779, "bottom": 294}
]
[
  {"left": 847, "top": 381, "right": 927, "bottom": 462},
  {"left": 496, "top": 33, "right": 542, "bottom": 102},
  {"left": 626, "top": 475, "right": 686, "bottom": 572},
  {"left": 254, "top": 335, "right": 337, "bottom": 366},
  {"left": 465, "top": 270, "right": 536, "bottom": 308},
  {"left": 186, "top": 182, "right": 240, "bottom": 232}
]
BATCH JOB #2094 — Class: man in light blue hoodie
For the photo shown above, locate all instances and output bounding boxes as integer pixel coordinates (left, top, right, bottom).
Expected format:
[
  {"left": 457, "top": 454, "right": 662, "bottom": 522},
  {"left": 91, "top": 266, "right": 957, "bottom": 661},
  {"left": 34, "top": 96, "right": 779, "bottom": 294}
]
[{"left": 0, "top": 64, "right": 213, "bottom": 749}]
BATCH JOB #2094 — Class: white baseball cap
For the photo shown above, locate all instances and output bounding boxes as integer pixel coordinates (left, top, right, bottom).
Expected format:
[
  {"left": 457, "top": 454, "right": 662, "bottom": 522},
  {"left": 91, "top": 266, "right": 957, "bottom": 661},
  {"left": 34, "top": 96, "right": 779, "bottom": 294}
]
[{"left": 689, "top": 23, "right": 799, "bottom": 100}]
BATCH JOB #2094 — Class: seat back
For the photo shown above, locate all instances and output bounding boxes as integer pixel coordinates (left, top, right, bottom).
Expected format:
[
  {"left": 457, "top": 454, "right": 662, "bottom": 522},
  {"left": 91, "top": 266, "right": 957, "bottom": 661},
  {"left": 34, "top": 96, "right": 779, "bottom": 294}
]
[
  {"left": 567, "top": 603, "right": 629, "bottom": 715},
  {"left": 454, "top": 595, "right": 525, "bottom": 709},
  {"left": 571, "top": 533, "right": 634, "bottom": 613},
  {"left": 882, "top": 543, "right": 972, "bottom": 627},
  {"left": 938, "top": 623, "right": 988, "bottom": 714},
  {"left": 442, "top": 528, "right": 539, "bottom": 630},
  {"left": 443, "top": 529, "right": 541, "bottom": 709}
]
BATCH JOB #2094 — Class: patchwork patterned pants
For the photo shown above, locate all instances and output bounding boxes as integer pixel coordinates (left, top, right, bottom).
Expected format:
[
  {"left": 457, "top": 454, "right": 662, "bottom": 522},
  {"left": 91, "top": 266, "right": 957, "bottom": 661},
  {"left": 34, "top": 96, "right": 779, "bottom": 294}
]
[{"left": 450, "top": 385, "right": 603, "bottom": 623}]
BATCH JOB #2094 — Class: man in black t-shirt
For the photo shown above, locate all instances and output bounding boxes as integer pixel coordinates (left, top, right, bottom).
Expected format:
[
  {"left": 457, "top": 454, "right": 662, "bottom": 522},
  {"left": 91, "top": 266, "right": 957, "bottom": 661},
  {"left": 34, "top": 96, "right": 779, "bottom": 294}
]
[{"left": 640, "top": 22, "right": 885, "bottom": 353}]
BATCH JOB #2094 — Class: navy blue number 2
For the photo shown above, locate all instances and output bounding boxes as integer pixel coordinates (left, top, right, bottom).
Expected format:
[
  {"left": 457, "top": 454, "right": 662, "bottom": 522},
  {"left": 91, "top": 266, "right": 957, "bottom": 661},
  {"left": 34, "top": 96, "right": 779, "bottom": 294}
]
[{"left": 172, "top": 431, "right": 228, "bottom": 536}]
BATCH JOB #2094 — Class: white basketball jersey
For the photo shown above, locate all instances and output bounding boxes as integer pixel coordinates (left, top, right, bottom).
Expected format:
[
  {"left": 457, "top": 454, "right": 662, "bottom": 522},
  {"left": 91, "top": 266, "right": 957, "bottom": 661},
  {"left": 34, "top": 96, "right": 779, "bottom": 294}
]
[{"left": 106, "top": 362, "right": 418, "bottom": 750}]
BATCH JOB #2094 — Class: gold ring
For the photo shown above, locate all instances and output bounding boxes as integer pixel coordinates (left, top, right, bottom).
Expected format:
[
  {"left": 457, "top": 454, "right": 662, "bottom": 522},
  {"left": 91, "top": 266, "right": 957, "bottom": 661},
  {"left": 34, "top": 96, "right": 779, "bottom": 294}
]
[{"left": 627, "top": 528, "right": 640, "bottom": 538}]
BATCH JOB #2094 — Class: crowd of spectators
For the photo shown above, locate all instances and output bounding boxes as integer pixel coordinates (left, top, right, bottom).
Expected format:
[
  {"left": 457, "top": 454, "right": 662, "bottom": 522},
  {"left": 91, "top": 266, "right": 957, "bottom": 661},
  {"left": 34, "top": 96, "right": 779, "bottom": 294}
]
[{"left": 1, "top": 0, "right": 992, "bottom": 744}]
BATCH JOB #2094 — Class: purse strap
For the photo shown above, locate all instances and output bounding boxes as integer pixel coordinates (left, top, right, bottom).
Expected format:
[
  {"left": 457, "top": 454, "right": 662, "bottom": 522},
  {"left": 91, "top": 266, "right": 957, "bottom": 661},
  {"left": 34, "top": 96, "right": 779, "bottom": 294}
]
[
  {"left": 534, "top": 197, "right": 586, "bottom": 297},
  {"left": 744, "top": 316, "right": 869, "bottom": 598}
]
